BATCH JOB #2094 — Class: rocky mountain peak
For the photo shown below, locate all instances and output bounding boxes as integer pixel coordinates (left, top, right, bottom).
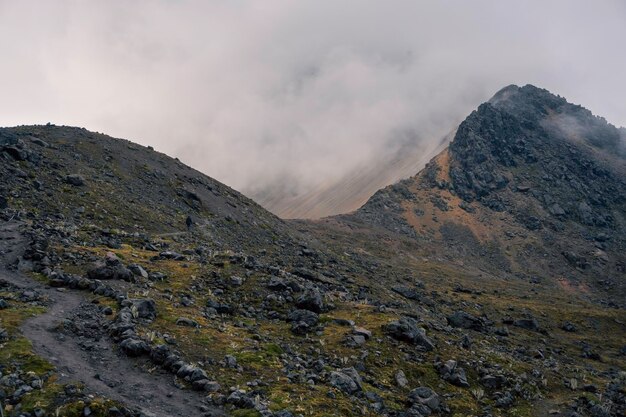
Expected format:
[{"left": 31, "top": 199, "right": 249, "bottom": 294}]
[{"left": 350, "top": 85, "right": 625, "bottom": 304}]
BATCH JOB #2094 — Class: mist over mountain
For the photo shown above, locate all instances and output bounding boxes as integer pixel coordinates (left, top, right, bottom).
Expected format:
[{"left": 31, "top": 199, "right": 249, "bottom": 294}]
[{"left": 2, "top": 1, "right": 626, "bottom": 219}]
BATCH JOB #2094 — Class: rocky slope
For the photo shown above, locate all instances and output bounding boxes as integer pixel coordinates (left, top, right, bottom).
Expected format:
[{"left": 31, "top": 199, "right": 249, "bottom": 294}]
[
  {"left": 349, "top": 84, "right": 626, "bottom": 306},
  {"left": 0, "top": 85, "right": 625, "bottom": 417}
]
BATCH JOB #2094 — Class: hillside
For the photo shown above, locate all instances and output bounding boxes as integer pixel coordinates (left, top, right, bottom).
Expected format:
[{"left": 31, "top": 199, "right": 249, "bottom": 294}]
[{"left": 1, "top": 86, "right": 625, "bottom": 417}]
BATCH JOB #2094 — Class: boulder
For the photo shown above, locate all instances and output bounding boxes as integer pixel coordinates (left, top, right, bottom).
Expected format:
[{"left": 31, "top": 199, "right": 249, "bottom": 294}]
[
  {"left": 176, "top": 317, "right": 199, "bottom": 327},
  {"left": 437, "top": 360, "right": 469, "bottom": 387},
  {"left": 295, "top": 287, "right": 324, "bottom": 313},
  {"left": 329, "top": 367, "right": 363, "bottom": 395},
  {"left": 384, "top": 317, "right": 435, "bottom": 351},
  {"left": 513, "top": 318, "right": 540, "bottom": 331},
  {"left": 128, "top": 299, "right": 157, "bottom": 320},
  {"left": 561, "top": 321, "right": 577, "bottom": 332},
  {"left": 408, "top": 386, "right": 440, "bottom": 412},
  {"left": 128, "top": 264, "right": 149, "bottom": 279},
  {"left": 120, "top": 338, "right": 150, "bottom": 357},
  {"left": 65, "top": 174, "right": 86, "bottom": 186},
  {"left": 447, "top": 311, "right": 487, "bottom": 332},
  {"left": 395, "top": 370, "right": 409, "bottom": 388},
  {"left": 287, "top": 309, "right": 319, "bottom": 335},
  {"left": 87, "top": 257, "right": 134, "bottom": 282}
]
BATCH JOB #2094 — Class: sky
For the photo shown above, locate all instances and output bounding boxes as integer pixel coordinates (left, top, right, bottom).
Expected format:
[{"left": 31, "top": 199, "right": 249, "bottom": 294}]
[{"left": 1, "top": 0, "right": 625, "bottom": 211}]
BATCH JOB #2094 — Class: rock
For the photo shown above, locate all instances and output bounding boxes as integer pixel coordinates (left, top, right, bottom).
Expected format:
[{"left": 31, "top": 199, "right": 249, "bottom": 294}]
[
  {"left": 392, "top": 285, "right": 422, "bottom": 300},
  {"left": 189, "top": 367, "right": 208, "bottom": 382},
  {"left": 148, "top": 272, "right": 167, "bottom": 282},
  {"left": 30, "top": 138, "right": 49, "bottom": 147},
  {"left": 295, "top": 287, "right": 324, "bottom": 313},
  {"left": 0, "top": 196, "right": 7, "bottom": 209},
  {"left": 192, "top": 379, "right": 220, "bottom": 392},
  {"left": 494, "top": 327, "right": 509, "bottom": 336},
  {"left": 0, "top": 299, "right": 9, "bottom": 309},
  {"left": 408, "top": 386, "right": 440, "bottom": 412},
  {"left": 287, "top": 309, "right": 319, "bottom": 335},
  {"left": 353, "top": 327, "right": 372, "bottom": 339},
  {"left": 344, "top": 334, "right": 366, "bottom": 347},
  {"left": 227, "top": 390, "right": 256, "bottom": 408},
  {"left": 383, "top": 317, "right": 435, "bottom": 351},
  {"left": 159, "top": 251, "right": 185, "bottom": 261},
  {"left": 128, "top": 298, "right": 157, "bottom": 320},
  {"left": 495, "top": 391, "right": 514, "bottom": 408},
  {"left": 128, "top": 264, "right": 149, "bottom": 279},
  {"left": 176, "top": 317, "right": 199, "bottom": 327},
  {"left": 224, "top": 355, "right": 238, "bottom": 368},
  {"left": 228, "top": 275, "right": 244, "bottom": 286},
  {"left": 65, "top": 174, "right": 86, "bottom": 186},
  {"left": 447, "top": 310, "right": 487, "bottom": 332},
  {"left": 513, "top": 318, "right": 540, "bottom": 331},
  {"left": 87, "top": 257, "right": 134, "bottom": 282},
  {"left": 459, "top": 334, "right": 472, "bottom": 349},
  {"left": 206, "top": 299, "right": 233, "bottom": 315},
  {"left": 395, "top": 370, "right": 409, "bottom": 388},
  {"left": 561, "top": 321, "right": 577, "bottom": 332},
  {"left": 329, "top": 367, "right": 363, "bottom": 394},
  {"left": 480, "top": 374, "right": 507, "bottom": 389},
  {"left": 438, "top": 360, "right": 469, "bottom": 387},
  {"left": 120, "top": 338, "right": 150, "bottom": 356}
]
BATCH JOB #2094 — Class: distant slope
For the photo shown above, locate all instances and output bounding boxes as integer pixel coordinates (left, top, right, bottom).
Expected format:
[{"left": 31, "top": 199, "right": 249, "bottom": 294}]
[{"left": 252, "top": 132, "right": 449, "bottom": 219}]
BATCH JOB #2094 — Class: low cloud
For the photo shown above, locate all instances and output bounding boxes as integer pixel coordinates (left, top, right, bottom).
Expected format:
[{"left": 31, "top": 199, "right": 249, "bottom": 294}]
[{"left": 1, "top": 1, "right": 624, "bottom": 215}]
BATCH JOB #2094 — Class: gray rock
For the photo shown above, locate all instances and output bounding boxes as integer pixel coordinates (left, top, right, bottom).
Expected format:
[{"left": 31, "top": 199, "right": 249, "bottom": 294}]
[
  {"left": 513, "top": 318, "right": 540, "bottom": 331},
  {"left": 159, "top": 251, "right": 186, "bottom": 261},
  {"left": 353, "top": 326, "right": 372, "bottom": 339},
  {"left": 227, "top": 390, "right": 256, "bottom": 408},
  {"left": 229, "top": 275, "right": 244, "bottom": 286},
  {"left": 65, "top": 174, "right": 86, "bottom": 186},
  {"left": 128, "top": 298, "right": 157, "bottom": 320},
  {"left": 128, "top": 264, "right": 149, "bottom": 279},
  {"left": 295, "top": 287, "right": 324, "bottom": 313},
  {"left": 176, "top": 317, "right": 199, "bottom": 327},
  {"left": 87, "top": 257, "right": 134, "bottom": 282},
  {"left": 438, "top": 360, "right": 469, "bottom": 387},
  {"left": 395, "top": 370, "right": 409, "bottom": 388},
  {"left": 384, "top": 317, "right": 435, "bottom": 351},
  {"left": 120, "top": 338, "right": 150, "bottom": 356},
  {"left": 408, "top": 386, "right": 440, "bottom": 411},
  {"left": 561, "top": 321, "right": 577, "bottom": 332},
  {"left": 447, "top": 311, "right": 487, "bottom": 332},
  {"left": 329, "top": 367, "right": 362, "bottom": 394},
  {"left": 287, "top": 309, "right": 319, "bottom": 335}
]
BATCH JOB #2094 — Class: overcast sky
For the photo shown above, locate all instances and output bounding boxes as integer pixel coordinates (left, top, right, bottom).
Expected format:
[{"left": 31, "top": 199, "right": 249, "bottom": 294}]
[{"left": 1, "top": 0, "right": 625, "bottom": 203}]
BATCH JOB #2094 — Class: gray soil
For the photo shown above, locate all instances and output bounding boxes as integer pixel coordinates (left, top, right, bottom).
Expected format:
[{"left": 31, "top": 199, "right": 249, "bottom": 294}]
[{"left": 0, "top": 220, "right": 219, "bottom": 417}]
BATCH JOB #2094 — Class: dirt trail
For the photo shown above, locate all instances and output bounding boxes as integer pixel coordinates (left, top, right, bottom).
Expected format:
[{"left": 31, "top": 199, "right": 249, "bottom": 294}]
[{"left": 0, "top": 220, "right": 220, "bottom": 417}]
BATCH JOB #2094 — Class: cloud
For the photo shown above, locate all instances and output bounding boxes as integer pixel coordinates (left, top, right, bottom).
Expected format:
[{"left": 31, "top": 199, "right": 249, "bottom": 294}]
[{"left": 0, "top": 0, "right": 625, "bottom": 216}]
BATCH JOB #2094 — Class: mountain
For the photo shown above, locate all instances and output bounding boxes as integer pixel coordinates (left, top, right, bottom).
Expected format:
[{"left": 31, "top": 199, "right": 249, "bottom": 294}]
[
  {"left": 1, "top": 85, "right": 625, "bottom": 417},
  {"left": 342, "top": 84, "right": 626, "bottom": 304}
]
